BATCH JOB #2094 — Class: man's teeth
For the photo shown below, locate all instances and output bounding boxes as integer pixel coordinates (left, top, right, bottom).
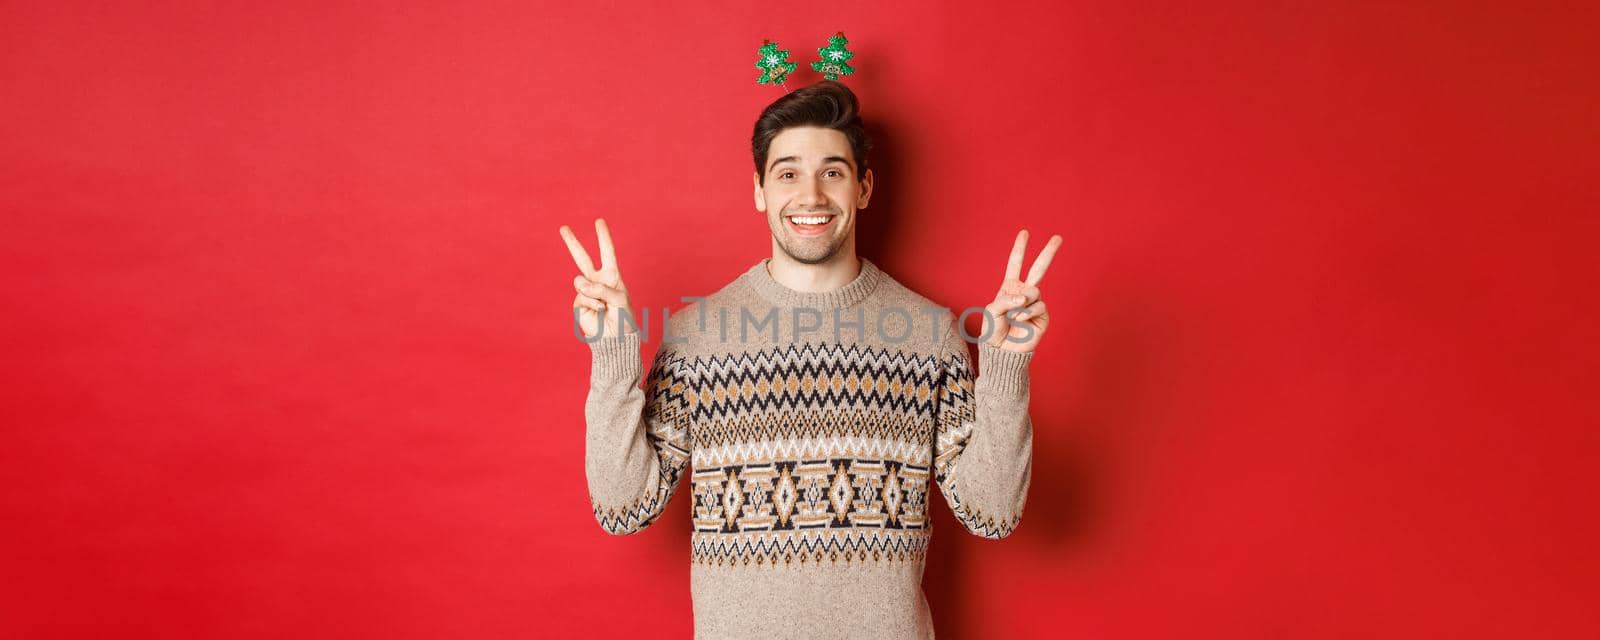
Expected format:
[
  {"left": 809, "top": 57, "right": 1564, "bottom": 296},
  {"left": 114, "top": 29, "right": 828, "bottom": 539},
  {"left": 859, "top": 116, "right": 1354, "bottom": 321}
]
[{"left": 791, "top": 215, "right": 833, "bottom": 225}]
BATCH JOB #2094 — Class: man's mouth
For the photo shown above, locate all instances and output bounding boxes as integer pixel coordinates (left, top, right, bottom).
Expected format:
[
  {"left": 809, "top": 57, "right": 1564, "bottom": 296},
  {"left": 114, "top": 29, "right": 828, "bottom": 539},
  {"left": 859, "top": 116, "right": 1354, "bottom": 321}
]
[{"left": 785, "top": 213, "right": 836, "bottom": 237}]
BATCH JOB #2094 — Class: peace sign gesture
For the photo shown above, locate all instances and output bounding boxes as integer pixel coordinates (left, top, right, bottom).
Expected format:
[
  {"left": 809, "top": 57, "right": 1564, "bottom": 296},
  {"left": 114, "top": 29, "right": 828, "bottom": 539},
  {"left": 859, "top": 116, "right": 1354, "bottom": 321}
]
[
  {"left": 559, "top": 218, "right": 635, "bottom": 338},
  {"left": 981, "top": 230, "right": 1063, "bottom": 353}
]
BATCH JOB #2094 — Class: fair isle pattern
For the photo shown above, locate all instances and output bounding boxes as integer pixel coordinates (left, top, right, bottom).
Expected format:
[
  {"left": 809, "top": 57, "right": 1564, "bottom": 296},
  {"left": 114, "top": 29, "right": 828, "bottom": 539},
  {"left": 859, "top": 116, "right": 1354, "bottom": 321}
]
[
  {"left": 685, "top": 342, "right": 941, "bottom": 470},
  {"left": 694, "top": 411, "right": 931, "bottom": 467},
  {"left": 579, "top": 262, "right": 1039, "bottom": 638},
  {"left": 690, "top": 458, "right": 931, "bottom": 533},
  {"left": 692, "top": 528, "right": 929, "bottom": 566},
  {"left": 690, "top": 456, "right": 933, "bottom": 567},
  {"left": 933, "top": 347, "right": 1025, "bottom": 539},
  {"left": 940, "top": 493, "right": 1020, "bottom": 539},
  {"left": 595, "top": 340, "right": 1013, "bottom": 543},
  {"left": 590, "top": 346, "right": 694, "bottom": 535},
  {"left": 679, "top": 342, "right": 944, "bottom": 427}
]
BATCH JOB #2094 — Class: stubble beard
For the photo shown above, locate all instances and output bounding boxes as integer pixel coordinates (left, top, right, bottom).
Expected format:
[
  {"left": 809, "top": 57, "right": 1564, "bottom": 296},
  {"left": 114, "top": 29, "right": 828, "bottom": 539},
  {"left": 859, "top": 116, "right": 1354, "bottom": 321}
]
[{"left": 772, "top": 207, "right": 848, "bottom": 265}]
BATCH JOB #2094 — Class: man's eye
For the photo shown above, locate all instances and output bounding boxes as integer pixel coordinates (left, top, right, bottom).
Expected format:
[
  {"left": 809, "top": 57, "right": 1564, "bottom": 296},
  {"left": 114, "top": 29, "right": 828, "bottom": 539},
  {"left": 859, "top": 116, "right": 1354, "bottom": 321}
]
[{"left": 779, "top": 171, "right": 795, "bottom": 179}]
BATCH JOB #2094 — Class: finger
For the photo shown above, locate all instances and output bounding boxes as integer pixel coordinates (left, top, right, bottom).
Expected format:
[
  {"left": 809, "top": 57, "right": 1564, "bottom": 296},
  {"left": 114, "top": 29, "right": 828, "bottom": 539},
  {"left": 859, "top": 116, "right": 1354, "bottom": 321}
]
[
  {"left": 991, "top": 292, "right": 1025, "bottom": 311},
  {"left": 1014, "top": 300, "right": 1047, "bottom": 320},
  {"left": 575, "top": 275, "right": 628, "bottom": 306},
  {"left": 573, "top": 293, "right": 607, "bottom": 311},
  {"left": 981, "top": 308, "right": 1007, "bottom": 346},
  {"left": 1004, "top": 229, "right": 1029, "bottom": 282},
  {"left": 993, "top": 285, "right": 1031, "bottom": 306},
  {"left": 989, "top": 313, "right": 1015, "bottom": 347},
  {"left": 559, "top": 225, "right": 599, "bottom": 277},
  {"left": 1024, "top": 234, "right": 1063, "bottom": 286},
  {"left": 574, "top": 275, "right": 604, "bottom": 299},
  {"left": 595, "top": 219, "right": 618, "bottom": 274},
  {"left": 1017, "top": 283, "right": 1041, "bottom": 305}
]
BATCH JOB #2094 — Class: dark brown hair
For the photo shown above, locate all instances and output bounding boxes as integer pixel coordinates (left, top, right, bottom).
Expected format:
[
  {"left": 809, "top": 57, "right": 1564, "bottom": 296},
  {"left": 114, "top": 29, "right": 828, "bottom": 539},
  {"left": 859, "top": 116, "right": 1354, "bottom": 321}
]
[{"left": 751, "top": 80, "right": 872, "bottom": 185}]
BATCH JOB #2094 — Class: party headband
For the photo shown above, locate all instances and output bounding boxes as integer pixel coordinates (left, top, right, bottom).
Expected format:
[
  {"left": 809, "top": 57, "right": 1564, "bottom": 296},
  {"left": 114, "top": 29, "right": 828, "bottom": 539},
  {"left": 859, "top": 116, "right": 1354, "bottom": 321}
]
[{"left": 755, "top": 31, "right": 857, "bottom": 91}]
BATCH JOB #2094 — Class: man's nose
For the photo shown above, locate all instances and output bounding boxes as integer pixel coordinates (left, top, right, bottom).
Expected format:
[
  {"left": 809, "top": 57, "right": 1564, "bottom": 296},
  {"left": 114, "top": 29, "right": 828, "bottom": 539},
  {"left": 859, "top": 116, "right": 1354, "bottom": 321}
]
[{"left": 798, "top": 177, "right": 827, "bottom": 205}]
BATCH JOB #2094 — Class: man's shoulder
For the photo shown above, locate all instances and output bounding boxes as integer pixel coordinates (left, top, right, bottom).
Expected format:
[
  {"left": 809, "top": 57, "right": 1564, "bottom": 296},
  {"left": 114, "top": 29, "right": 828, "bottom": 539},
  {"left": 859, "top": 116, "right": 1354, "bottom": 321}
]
[
  {"left": 645, "top": 265, "right": 756, "bottom": 346},
  {"left": 867, "top": 264, "right": 958, "bottom": 323},
  {"left": 858, "top": 264, "right": 964, "bottom": 358}
]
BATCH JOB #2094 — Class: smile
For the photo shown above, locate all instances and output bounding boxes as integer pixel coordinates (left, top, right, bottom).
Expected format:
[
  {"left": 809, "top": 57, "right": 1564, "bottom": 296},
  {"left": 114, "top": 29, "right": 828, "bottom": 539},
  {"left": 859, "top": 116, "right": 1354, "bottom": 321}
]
[{"left": 785, "top": 214, "right": 836, "bottom": 236}]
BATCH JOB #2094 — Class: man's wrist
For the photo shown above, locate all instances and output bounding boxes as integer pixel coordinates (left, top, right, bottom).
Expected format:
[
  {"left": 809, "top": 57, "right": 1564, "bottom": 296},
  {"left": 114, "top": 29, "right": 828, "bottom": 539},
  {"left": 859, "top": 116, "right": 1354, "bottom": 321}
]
[
  {"left": 976, "top": 341, "right": 1033, "bottom": 395},
  {"left": 587, "top": 331, "right": 643, "bottom": 381}
]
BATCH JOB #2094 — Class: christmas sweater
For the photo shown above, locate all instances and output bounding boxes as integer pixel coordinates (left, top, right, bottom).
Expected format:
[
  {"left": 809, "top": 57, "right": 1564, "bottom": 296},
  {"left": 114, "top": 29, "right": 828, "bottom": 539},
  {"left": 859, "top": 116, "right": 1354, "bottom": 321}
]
[{"left": 584, "top": 257, "right": 1034, "bottom": 639}]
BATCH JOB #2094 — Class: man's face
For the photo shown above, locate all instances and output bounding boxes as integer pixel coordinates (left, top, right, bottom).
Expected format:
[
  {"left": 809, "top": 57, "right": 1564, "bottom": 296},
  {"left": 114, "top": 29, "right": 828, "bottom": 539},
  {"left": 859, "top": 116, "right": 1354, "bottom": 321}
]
[{"left": 753, "top": 126, "right": 874, "bottom": 265}]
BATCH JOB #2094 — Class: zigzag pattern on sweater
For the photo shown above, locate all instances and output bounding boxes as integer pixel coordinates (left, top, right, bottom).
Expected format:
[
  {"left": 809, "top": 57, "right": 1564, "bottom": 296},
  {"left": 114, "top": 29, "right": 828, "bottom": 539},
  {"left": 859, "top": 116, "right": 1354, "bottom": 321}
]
[
  {"left": 590, "top": 349, "right": 694, "bottom": 536},
  {"left": 931, "top": 351, "right": 1022, "bottom": 539},
  {"left": 656, "top": 342, "right": 949, "bottom": 423},
  {"left": 598, "top": 340, "right": 1014, "bottom": 542},
  {"left": 694, "top": 433, "right": 930, "bottom": 468},
  {"left": 691, "top": 528, "right": 930, "bottom": 566},
  {"left": 939, "top": 477, "right": 1024, "bottom": 540},
  {"left": 692, "top": 406, "right": 932, "bottom": 454},
  {"left": 590, "top": 438, "right": 689, "bottom": 535}
]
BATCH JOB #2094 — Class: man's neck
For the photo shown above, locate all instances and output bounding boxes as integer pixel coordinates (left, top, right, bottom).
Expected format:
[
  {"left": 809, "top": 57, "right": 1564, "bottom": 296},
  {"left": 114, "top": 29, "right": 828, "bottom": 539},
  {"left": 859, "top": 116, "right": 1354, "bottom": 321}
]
[{"left": 766, "top": 252, "right": 862, "bottom": 294}]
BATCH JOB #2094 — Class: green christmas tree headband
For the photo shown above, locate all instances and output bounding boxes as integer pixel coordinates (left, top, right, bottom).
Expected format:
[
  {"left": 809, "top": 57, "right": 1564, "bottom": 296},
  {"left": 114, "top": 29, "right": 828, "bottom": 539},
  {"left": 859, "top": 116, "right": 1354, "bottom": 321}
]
[{"left": 754, "top": 31, "right": 856, "bottom": 92}]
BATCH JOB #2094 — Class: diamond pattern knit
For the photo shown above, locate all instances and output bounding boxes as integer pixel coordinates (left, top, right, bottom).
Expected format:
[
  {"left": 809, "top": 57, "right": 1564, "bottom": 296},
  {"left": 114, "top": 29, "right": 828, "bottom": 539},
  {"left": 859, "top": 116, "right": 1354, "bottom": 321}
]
[{"left": 584, "top": 257, "right": 1034, "bottom": 639}]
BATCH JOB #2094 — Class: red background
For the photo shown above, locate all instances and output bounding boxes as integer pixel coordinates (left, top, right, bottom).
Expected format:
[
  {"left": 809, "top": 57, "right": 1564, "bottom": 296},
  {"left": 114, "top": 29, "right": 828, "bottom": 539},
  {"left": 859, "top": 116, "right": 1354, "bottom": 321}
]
[{"left": 3, "top": 1, "right": 1596, "bottom": 637}]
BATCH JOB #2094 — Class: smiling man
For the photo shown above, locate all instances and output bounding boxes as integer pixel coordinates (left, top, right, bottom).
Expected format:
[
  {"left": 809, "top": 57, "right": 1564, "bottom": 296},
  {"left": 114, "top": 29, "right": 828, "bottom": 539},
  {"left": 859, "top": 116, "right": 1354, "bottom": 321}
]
[
  {"left": 560, "top": 80, "right": 1061, "bottom": 639},
  {"left": 754, "top": 93, "right": 873, "bottom": 271}
]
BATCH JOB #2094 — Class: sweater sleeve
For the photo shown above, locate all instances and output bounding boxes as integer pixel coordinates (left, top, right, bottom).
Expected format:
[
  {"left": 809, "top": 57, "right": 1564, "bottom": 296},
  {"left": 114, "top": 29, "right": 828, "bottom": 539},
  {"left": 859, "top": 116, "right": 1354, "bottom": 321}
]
[
  {"left": 931, "top": 316, "right": 1035, "bottom": 539},
  {"left": 584, "top": 331, "right": 692, "bottom": 535}
]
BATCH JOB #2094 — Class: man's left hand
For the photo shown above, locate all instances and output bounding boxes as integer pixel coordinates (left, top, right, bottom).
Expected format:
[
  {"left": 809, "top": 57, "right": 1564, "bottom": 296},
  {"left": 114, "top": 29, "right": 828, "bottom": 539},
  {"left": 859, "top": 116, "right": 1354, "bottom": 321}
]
[{"left": 981, "top": 230, "right": 1062, "bottom": 354}]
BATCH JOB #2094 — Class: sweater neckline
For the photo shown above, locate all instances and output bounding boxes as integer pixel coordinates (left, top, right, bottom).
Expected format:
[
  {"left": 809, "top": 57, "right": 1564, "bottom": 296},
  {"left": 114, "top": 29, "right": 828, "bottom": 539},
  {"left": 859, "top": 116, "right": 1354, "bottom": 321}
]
[{"left": 742, "top": 257, "right": 884, "bottom": 310}]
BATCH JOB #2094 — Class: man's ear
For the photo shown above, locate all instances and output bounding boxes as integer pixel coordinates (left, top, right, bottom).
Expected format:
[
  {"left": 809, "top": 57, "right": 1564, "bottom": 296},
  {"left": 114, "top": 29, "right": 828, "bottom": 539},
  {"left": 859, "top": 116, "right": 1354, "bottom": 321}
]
[
  {"left": 856, "top": 168, "right": 874, "bottom": 210},
  {"left": 752, "top": 171, "right": 767, "bottom": 213}
]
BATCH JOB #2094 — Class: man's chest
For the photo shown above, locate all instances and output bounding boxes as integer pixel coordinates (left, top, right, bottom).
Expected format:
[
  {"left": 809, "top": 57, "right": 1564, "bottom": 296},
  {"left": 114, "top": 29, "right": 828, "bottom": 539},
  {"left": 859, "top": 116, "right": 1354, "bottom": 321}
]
[{"left": 662, "top": 342, "right": 944, "bottom": 534}]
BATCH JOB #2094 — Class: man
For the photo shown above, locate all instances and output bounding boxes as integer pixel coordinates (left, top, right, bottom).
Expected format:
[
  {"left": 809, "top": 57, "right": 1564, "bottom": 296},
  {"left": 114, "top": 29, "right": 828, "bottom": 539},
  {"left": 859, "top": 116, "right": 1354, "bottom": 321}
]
[{"left": 559, "top": 80, "right": 1060, "bottom": 639}]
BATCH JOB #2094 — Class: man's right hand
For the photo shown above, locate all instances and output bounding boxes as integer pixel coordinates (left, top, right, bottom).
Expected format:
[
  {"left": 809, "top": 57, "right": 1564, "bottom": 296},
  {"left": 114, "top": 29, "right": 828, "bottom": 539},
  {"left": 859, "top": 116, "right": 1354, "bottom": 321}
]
[{"left": 560, "top": 219, "right": 635, "bottom": 339}]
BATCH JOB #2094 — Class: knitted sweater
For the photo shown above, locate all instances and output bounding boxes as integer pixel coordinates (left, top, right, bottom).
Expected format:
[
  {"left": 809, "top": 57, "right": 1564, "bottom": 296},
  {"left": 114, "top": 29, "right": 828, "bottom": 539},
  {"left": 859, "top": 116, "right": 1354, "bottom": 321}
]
[{"left": 584, "top": 257, "right": 1034, "bottom": 639}]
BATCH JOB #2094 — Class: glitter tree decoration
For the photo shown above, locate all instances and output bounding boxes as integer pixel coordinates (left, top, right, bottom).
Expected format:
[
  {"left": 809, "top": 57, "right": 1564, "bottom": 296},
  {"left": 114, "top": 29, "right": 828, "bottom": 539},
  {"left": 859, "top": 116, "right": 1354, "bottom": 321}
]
[
  {"left": 755, "top": 39, "right": 798, "bottom": 86},
  {"left": 811, "top": 32, "right": 856, "bottom": 80}
]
